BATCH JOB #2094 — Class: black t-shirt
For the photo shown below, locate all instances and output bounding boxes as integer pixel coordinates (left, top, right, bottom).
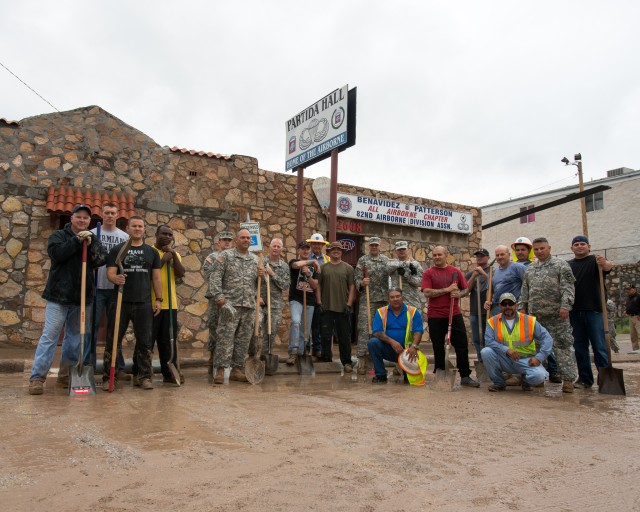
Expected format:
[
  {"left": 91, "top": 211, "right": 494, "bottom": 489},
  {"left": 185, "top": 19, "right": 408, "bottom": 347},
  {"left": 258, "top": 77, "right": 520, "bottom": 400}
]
[
  {"left": 465, "top": 267, "right": 489, "bottom": 316},
  {"left": 568, "top": 255, "right": 609, "bottom": 312},
  {"left": 289, "top": 258, "right": 318, "bottom": 305},
  {"left": 107, "top": 242, "right": 161, "bottom": 303}
]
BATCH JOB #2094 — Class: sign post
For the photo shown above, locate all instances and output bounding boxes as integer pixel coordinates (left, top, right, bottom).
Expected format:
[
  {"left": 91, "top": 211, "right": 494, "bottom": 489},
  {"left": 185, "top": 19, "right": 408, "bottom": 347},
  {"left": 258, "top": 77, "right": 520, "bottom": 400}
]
[{"left": 240, "top": 221, "right": 263, "bottom": 253}]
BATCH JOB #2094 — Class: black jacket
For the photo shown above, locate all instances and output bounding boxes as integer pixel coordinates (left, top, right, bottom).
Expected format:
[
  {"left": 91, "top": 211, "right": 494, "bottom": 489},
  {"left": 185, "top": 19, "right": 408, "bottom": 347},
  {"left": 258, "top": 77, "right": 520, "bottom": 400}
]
[{"left": 42, "top": 223, "right": 107, "bottom": 305}]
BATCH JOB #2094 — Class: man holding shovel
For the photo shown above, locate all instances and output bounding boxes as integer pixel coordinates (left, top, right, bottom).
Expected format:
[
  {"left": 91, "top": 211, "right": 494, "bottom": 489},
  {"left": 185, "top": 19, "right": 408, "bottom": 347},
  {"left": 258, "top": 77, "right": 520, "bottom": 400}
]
[
  {"left": 354, "top": 237, "right": 389, "bottom": 375},
  {"left": 387, "top": 241, "right": 423, "bottom": 310},
  {"left": 462, "top": 248, "right": 491, "bottom": 364},
  {"left": 29, "top": 204, "right": 107, "bottom": 395},
  {"left": 421, "top": 246, "right": 479, "bottom": 388},
  {"left": 151, "top": 225, "right": 185, "bottom": 384}
]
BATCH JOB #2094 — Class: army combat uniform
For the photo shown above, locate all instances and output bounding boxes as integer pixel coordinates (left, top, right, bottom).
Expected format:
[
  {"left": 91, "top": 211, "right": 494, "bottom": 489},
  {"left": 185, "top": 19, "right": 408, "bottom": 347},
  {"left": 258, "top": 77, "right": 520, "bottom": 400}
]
[
  {"left": 387, "top": 259, "right": 423, "bottom": 310},
  {"left": 210, "top": 248, "right": 260, "bottom": 370},
  {"left": 520, "top": 256, "right": 577, "bottom": 383},
  {"left": 354, "top": 253, "right": 389, "bottom": 357},
  {"left": 203, "top": 250, "right": 222, "bottom": 357}
]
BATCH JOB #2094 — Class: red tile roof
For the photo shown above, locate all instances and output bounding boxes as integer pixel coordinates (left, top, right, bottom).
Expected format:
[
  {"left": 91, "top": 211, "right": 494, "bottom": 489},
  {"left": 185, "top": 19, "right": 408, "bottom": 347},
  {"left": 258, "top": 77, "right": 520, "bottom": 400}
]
[
  {"left": 170, "top": 146, "right": 231, "bottom": 160},
  {"left": 46, "top": 185, "right": 135, "bottom": 219}
]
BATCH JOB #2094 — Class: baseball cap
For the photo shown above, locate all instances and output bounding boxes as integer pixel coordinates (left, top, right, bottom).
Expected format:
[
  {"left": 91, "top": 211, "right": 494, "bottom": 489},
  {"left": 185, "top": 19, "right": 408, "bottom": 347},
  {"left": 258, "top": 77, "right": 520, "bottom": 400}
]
[
  {"left": 218, "top": 231, "right": 234, "bottom": 240},
  {"left": 297, "top": 241, "right": 311, "bottom": 249},
  {"left": 71, "top": 204, "right": 91, "bottom": 215},
  {"left": 395, "top": 241, "right": 408, "bottom": 250},
  {"left": 368, "top": 237, "right": 381, "bottom": 245},
  {"left": 327, "top": 241, "right": 345, "bottom": 251},
  {"left": 474, "top": 248, "right": 490, "bottom": 257},
  {"left": 499, "top": 293, "right": 517, "bottom": 304},
  {"left": 572, "top": 235, "right": 589, "bottom": 245}
]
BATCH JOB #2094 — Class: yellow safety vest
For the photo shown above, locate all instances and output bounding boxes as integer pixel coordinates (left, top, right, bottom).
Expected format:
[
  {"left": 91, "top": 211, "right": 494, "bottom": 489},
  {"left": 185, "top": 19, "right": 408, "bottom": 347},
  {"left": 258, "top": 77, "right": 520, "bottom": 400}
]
[
  {"left": 378, "top": 305, "right": 428, "bottom": 386},
  {"left": 487, "top": 313, "right": 537, "bottom": 357}
]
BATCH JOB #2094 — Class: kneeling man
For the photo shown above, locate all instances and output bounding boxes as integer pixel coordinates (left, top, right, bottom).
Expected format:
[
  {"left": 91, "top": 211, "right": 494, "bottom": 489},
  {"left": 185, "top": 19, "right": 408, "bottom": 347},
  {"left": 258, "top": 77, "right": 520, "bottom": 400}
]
[{"left": 482, "top": 293, "right": 552, "bottom": 392}]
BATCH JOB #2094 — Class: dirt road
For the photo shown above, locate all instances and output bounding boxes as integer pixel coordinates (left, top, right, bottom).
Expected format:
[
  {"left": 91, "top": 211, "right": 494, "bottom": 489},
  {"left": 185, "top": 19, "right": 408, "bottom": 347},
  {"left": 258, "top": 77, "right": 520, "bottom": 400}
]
[{"left": 1, "top": 363, "right": 639, "bottom": 511}]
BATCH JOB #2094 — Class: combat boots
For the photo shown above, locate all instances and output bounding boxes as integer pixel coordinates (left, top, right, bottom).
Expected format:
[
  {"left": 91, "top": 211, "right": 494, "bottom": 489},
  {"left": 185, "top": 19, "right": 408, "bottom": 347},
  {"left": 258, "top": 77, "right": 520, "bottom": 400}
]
[
  {"left": 562, "top": 380, "right": 574, "bottom": 393},
  {"left": 213, "top": 368, "right": 224, "bottom": 385},
  {"left": 357, "top": 355, "right": 369, "bottom": 375},
  {"left": 230, "top": 367, "right": 248, "bottom": 382}
]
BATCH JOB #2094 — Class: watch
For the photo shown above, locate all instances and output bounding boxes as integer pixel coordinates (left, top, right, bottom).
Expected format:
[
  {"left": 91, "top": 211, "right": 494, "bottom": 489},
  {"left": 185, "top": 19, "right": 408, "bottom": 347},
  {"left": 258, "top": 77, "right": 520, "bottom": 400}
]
[
  {"left": 156, "top": 298, "right": 163, "bottom": 302},
  {"left": 410, "top": 345, "right": 420, "bottom": 350}
]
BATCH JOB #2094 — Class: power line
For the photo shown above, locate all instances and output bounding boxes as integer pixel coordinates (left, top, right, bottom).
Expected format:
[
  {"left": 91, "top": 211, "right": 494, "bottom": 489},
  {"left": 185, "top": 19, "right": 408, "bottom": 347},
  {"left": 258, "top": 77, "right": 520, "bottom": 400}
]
[{"left": 0, "top": 61, "right": 59, "bottom": 112}]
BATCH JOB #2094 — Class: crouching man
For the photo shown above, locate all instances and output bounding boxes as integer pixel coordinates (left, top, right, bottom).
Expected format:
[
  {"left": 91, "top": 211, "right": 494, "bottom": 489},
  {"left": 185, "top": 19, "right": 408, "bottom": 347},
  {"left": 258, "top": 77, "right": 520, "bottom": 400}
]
[{"left": 481, "top": 292, "right": 552, "bottom": 392}]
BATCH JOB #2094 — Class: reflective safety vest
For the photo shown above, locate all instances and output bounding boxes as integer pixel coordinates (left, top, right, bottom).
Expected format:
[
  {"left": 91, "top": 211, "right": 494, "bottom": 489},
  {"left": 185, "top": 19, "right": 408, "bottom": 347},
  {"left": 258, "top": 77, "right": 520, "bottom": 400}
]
[
  {"left": 378, "top": 305, "right": 428, "bottom": 386},
  {"left": 487, "top": 312, "right": 537, "bottom": 357}
]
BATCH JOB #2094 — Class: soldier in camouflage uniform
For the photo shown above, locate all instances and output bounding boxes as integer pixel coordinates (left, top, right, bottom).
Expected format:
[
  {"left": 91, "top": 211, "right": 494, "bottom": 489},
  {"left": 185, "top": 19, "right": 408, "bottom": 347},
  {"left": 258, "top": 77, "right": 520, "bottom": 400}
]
[
  {"left": 606, "top": 299, "right": 620, "bottom": 353},
  {"left": 202, "top": 231, "right": 234, "bottom": 375},
  {"left": 252, "top": 238, "right": 291, "bottom": 356},
  {"left": 387, "top": 241, "right": 423, "bottom": 310},
  {"left": 354, "top": 237, "right": 389, "bottom": 374},
  {"left": 519, "top": 237, "right": 577, "bottom": 393},
  {"left": 209, "top": 229, "right": 264, "bottom": 384}
]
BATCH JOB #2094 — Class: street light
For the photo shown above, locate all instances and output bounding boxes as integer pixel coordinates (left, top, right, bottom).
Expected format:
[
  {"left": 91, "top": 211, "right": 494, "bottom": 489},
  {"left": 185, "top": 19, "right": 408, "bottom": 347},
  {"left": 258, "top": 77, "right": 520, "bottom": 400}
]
[{"left": 561, "top": 153, "right": 588, "bottom": 237}]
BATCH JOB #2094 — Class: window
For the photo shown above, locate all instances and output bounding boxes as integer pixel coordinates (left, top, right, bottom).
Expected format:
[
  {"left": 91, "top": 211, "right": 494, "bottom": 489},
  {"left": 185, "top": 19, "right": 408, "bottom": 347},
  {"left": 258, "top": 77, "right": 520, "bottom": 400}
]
[
  {"left": 585, "top": 191, "right": 604, "bottom": 212},
  {"left": 520, "top": 205, "right": 535, "bottom": 224}
]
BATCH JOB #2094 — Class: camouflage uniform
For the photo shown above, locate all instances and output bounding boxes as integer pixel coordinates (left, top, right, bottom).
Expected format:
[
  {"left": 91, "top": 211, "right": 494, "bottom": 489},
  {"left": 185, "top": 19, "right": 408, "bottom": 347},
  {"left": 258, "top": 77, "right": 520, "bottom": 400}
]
[
  {"left": 354, "top": 253, "right": 389, "bottom": 356},
  {"left": 203, "top": 250, "right": 222, "bottom": 354},
  {"left": 606, "top": 299, "right": 620, "bottom": 353},
  {"left": 254, "top": 255, "right": 291, "bottom": 355},
  {"left": 387, "top": 259, "right": 423, "bottom": 310},
  {"left": 210, "top": 248, "right": 260, "bottom": 369},
  {"left": 520, "top": 256, "right": 577, "bottom": 382}
]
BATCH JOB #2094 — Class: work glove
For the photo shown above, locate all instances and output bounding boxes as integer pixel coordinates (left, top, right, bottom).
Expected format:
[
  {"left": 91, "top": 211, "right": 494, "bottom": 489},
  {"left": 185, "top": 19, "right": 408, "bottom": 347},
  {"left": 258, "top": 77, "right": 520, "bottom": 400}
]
[
  {"left": 396, "top": 267, "right": 405, "bottom": 277},
  {"left": 409, "top": 265, "right": 418, "bottom": 276},
  {"left": 77, "top": 231, "right": 92, "bottom": 245},
  {"left": 344, "top": 305, "right": 353, "bottom": 316}
]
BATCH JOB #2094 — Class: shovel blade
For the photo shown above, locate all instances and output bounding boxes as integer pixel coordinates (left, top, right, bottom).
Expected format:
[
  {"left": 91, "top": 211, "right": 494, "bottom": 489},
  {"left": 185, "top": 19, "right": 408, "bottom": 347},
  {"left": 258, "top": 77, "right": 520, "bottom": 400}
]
[
  {"left": 598, "top": 367, "right": 626, "bottom": 396},
  {"left": 296, "top": 354, "right": 315, "bottom": 376},
  {"left": 474, "top": 361, "right": 491, "bottom": 383},
  {"left": 167, "top": 362, "right": 181, "bottom": 387},
  {"left": 69, "top": 364, "right": 96, "bottom": 397},
  {"left": 245, "top": 357, "right": 265, "bottom": 385},
  {"left": 434, "top": 368, "right": 457, "bottom": 391},
  {"left": 264, "top": 354, "right": 279, "bottom": 376}
]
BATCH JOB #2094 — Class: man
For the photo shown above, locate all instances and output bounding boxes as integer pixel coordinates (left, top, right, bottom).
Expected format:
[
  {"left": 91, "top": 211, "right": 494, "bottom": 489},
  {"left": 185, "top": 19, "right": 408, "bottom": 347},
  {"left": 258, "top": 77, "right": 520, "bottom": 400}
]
[
  {"left": 625, "top": 284, "right": 640, "bottom": 354},
  {"left": 203, "top": 231, "right": 234, "bottom": 374},
  {"left": 103, "top": 215, "right": 163, "bottom": 391},
  {"left": 485, "top": 245, "right": 526, "bottom": 316},
  {"left": 462, "top": 248, "right": 490, "bottom": 363},
  {"left": 151, "top": 225, "right": 185, "bottom": 384},
  {"left": 256, "top": 238, "right": 291, "bottom": 356},
  {"left": 520, "top": 237, "right": 577, "bottom": 393},
  {"left": 287, "top": 241, "right": 320, "bottom": 364},
  {"left": 606, "top": 299, "right": 620, "bottom": 354},
  {"left": 307, "top": 233, "right": 329, "bottom": 358},
  {"left": 85, "top": 202, "right": 129, "bottom": 381},
  {"left": 387, "top": 241, "right": 423, "bottom": 310},
  {"left": 317, "top": 241, "right": 355, "bottom": 371},
  {"left": 482, "top": 293, "right": 552, "bottom": 392},
  {"left": 210, "top": 229, "right": 264, "bottom": 384},
  {"left": 354, "top": 237, "right": 389, "bottom": 374},
  {"left": 368, "top": 288, "right": 424, "bottom": 384},
  {"left": 28, "top": 205, "right": 107, "bottom": 395},
  {"left": 421, "top": 246, "right": 480, "bottom": 387},
  {"left": 567, "top": 235, "right": 613, "bottom": 389},
  {"left": 511, "top": 236, "right": 534, "bottom": 265}
]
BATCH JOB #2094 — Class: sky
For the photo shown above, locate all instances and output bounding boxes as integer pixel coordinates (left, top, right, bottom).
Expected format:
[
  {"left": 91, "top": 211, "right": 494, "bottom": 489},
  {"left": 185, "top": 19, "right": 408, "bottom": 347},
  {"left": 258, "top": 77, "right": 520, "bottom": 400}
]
[{"left": 2, "top": 1, "right": 639, "bottom": 207}]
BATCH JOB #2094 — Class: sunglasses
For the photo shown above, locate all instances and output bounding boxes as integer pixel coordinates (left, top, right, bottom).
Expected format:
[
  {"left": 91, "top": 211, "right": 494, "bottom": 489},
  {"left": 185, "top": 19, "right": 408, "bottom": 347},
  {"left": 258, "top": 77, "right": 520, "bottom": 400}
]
[{"left": 500, "top": 301, "right": 516, "bottom": 306}]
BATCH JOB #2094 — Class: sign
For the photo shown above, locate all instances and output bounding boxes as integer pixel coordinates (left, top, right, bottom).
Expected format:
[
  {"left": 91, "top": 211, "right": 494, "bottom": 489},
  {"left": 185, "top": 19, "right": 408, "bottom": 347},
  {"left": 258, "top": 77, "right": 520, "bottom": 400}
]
[
  {"left": 335, "top": 193, "right": 473, "bottom": 234},
  {"left": 240, "top": 221, "right": 263, "bottom": 252},
  {"left": 286, "top": 85, "right": 349, "bottom": 170}
]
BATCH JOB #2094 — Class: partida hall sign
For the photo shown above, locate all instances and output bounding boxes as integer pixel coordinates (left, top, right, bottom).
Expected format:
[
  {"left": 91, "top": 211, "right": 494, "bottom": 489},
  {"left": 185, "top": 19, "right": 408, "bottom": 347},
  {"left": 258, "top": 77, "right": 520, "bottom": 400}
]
[
  {"left": 285, "top": 85, "right": 356, "bottom": 170},
  {"left": 336, "top": 193, "right": 473, "bottom": 234}
]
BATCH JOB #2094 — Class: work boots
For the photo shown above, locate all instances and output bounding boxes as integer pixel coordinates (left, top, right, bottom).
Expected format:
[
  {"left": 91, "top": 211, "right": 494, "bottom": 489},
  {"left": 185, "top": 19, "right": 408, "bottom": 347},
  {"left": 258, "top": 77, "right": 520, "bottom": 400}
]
[
  {"left": 562, "top": 380, "right": 575, "bottom": 393},
  {"left": 213, "top": 368, "right": 225, "bottom": 385},
  {"left": 29, "top": 379, "right": 44, "bottom": 395},
  {"left": 229, "top": 367, "right": 248, "bottom": 382},
  {"left": 357, "top": 356, "right": 369, "bottom": 375}
]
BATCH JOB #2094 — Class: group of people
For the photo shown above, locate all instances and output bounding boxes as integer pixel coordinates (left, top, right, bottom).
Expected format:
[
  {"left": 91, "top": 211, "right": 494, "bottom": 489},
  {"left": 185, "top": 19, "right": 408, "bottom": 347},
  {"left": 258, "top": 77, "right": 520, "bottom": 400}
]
[{"left": 28, "top": 203, "right": 636, "bottom": 395}]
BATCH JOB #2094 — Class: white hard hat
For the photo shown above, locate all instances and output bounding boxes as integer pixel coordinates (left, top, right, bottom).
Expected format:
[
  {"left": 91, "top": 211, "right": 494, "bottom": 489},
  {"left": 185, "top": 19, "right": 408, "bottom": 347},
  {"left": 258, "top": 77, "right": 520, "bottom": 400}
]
[
  {"left": 306, "top": 233, "right": 329, "bottom": 245},
  {"left": 511, "top": 236, "right": 532, "bottom": 249}
]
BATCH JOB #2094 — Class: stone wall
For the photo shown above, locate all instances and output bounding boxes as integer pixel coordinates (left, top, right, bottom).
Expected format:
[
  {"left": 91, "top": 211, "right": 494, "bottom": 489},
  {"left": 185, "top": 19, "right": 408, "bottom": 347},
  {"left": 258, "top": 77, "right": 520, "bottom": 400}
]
[{"left": 0, "top": 106, "right": 480, "bottom": 348}]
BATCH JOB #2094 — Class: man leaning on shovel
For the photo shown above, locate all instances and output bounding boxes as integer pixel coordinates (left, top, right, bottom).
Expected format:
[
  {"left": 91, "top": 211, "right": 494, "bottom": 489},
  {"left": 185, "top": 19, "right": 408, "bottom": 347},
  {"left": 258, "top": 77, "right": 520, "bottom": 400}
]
[{"left": 28, "top": 204, "right": 107, "bottom": 395}]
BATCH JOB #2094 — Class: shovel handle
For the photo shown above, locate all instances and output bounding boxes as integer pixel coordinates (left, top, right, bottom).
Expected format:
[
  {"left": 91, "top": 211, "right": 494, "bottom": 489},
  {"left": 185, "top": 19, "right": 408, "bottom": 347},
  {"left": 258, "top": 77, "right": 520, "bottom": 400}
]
[
  {"left": 266, "top": 273, "right": 272, "bottom": 335},
  {"left": 598, "top": 264, "right": 614, "bottom": 366},
  {"left": 255, "top": 253, "right": 262, "bottom": 337},
  {"left": 364, "top": 266, "right": 372, "bottom": 335}
]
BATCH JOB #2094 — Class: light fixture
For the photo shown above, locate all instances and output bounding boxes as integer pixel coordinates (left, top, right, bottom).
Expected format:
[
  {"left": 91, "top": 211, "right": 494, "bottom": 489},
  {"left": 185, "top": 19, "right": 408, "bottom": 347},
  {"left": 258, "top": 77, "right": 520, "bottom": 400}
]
[
  {"left": 574, "top": 153, "right": 582, "bottom": 161},
  {"left": 561, "top": 157, "right": 570, "bottom": 164}
]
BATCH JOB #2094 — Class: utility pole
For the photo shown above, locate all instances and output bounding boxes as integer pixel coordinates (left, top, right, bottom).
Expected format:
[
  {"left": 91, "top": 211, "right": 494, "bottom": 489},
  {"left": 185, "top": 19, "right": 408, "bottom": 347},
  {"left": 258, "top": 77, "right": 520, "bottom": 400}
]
[{"left": 562, "top": 153, "right": 588, "bottom": 237}]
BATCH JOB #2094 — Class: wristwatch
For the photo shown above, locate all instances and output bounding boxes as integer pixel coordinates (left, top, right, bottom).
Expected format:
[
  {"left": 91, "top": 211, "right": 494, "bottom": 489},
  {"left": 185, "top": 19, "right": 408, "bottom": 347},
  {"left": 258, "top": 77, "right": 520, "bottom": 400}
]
[
  {"left": 155, "top": 298, "right": 163, "bottom": 302},
  {"left": 410, "top": 345, "right": 420, "bottom": 350}
]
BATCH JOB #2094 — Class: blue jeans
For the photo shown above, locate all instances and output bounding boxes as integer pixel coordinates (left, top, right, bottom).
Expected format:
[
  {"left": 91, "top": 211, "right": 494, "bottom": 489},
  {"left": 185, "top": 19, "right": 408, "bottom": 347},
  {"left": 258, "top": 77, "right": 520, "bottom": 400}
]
[
  {"left": 481, "top": 347, "right": 548, "bottom": 386},
  {"left": 469, "top": 314, "right": 486, "bottom": 361},
  {"left": 288, "top": 300, "right": 314, "bottom": 355},
  {"left": 368, "top": 337, "right": 400, "bottom": 377},
  {"left": 83, "top": 289, "right": 125, "bottom": 369},
  {"left": 30, "top": 302, "right": 81, "bottom": 381},
  {"left": 570, "top": 310, "right": 608, "bottom": 386}
]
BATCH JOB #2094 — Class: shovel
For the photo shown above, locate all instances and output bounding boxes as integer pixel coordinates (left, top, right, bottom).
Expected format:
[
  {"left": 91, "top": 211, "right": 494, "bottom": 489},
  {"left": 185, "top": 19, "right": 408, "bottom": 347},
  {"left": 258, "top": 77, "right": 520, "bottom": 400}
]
[
  {"left": 89, "top": 221, "right": 101, "bottom": 369},
  {"left": 296, "top": 279, "right": 315, "bottom": 376},
  {"left": 474, "top": 274, "right": 490, "bottom": 382},
  {"left": 245, "top": 254, "right": 265, "bottom": 384},
  {"left": 108, "top": 239, "right": 132, "bottom": 393},
  {"left": 69, "top": 239, "right": 97, "bottom": 397},
  {"left": 435, "top": 276, "right": 458, "bottom": 391},
  {"left": 166, "top": 261, "right": 181, "bottom": 386},
  {"left": 264, "top": 273, "right": 279, "bottom": 376},
  {"left": 597, "top": 265, "right": 625, "bottom": 395},
  {"left": 359, "top": 266, "right": 372, "bottom": 374}
]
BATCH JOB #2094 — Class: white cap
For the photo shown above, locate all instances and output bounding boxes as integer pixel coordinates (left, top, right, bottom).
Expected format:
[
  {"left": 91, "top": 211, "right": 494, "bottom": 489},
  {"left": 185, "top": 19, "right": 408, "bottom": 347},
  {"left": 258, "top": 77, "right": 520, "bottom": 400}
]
[{"left": 306, "top": 233, "right": 329, "bottom": 245}]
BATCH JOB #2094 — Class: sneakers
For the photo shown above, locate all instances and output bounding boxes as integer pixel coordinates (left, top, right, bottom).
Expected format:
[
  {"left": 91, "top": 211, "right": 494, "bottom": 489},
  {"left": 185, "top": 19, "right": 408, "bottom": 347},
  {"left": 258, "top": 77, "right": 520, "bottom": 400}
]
[
  {"left": 229, "top": 367, "right": 248, "bottom": 382},
  {"left": 28, "top": 379, "right": 44, "bottom": 395},
  {"left": 521, "top": 381, "right": 533, "bottom": 391},
  {"left": 286, "top": 354, "right": 297, "bottom": 366},
  {"left": 562, "top": 381, "right": 574, "bottom": 393},
  {"left": 549, "top": 373, "right": 562, "bottom": 383},
  {"left": 574, "top": 380, "right": 593, "bottom": 389},
  {"left": 343, "top": 364, "right": 353, "bottom": 373},
  {"left": 488, "top": 383, "right": 506, "bottom": 392},
  {"left": 371, "top": 375, "right": 388, "bottom": 383},
  {"left": 116, "top": 370, "right": 132, "bottom": 382},
  {"left": 460, "top": 376, "right": 480, "bottom": 388},
  {"left": 213, "top": 368, "right": 225, "bottom": 385}
]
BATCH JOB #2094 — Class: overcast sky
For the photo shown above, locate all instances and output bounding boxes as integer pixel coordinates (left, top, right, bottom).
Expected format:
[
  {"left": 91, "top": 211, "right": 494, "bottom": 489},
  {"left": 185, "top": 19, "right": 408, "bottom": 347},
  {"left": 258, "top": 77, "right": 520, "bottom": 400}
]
[{"left": 2, "top": 1, "right": 639, "bottom": 207}]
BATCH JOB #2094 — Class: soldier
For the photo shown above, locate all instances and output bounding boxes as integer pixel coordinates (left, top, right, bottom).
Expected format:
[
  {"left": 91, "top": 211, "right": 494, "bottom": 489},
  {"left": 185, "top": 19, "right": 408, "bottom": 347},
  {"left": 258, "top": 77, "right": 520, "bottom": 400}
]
[
  {"left": 387, "top": 241, "right": 423, "bottom": 310},
  {"left": 202, "top": 231, "right": 234, "bottom": 375},
  {"left": 520, "top": 237, "right": 577, "bottom": 393},
  {"left": 255, "top": 238, "right": 291, "bottom": 356},
  {"left": 209, "top": 228, "right": 264, "bottom": 384},
  {"left": 354, "top": 237, "right": 389, "bottom": 374},
  {"left": 606, "top": 299, "right": 620, "bottom": 354}
]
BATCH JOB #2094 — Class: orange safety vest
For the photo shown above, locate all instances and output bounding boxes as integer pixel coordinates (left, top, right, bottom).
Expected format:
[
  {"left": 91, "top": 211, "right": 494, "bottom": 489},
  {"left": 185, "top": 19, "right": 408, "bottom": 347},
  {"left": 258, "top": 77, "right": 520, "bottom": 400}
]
[{"left": 487, "top": 312, "right": 537, "bottom": 357}]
